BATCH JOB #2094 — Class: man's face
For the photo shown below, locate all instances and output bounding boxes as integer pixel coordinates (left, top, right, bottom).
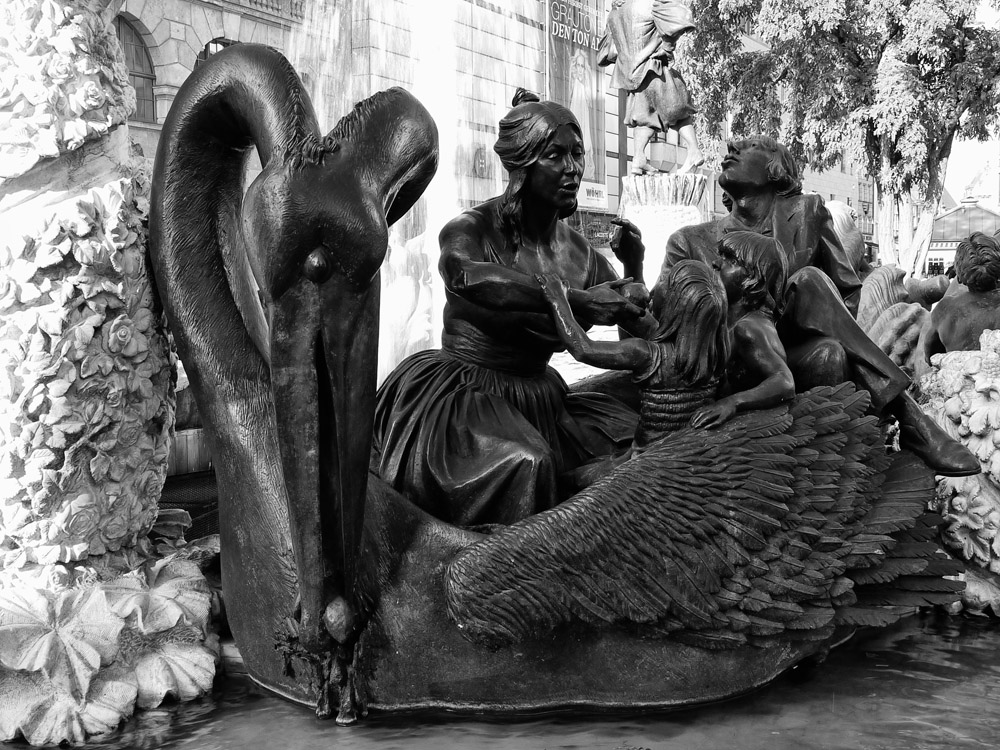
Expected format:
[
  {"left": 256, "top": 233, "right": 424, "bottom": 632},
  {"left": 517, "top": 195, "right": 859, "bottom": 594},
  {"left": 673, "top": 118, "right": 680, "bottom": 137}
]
[
  {"left": 527, "top": 124, "right": 585, "bottom": 216},
  {"left": 718, "top": 139, "right": 775, "bottom": 194}
]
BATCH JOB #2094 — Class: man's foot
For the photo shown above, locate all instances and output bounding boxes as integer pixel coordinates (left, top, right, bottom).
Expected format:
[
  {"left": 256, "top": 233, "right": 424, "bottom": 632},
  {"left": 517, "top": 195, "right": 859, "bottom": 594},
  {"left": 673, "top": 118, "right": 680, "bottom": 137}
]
[
  {"left": 630, "top": 159, "right": 660, "bottom": 175},
  {"left": 895, "top": 394, "right": 981, "bottom": 476},
  {"left": 676, "top": 148, "right": 706, "bottom": 175}
]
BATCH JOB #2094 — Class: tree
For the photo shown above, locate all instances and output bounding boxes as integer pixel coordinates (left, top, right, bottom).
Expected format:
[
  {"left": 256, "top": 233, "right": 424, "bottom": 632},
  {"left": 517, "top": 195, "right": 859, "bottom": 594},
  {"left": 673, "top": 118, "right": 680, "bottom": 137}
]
[{"left": 678, "top": 0, "right": 1000, "bottom": 276}]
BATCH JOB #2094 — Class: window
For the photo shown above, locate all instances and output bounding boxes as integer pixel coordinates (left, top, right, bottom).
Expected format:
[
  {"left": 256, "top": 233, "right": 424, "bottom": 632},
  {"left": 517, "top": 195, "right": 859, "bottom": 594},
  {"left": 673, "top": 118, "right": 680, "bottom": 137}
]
[
  {"left": 114, "top": 16, "right": 156, "bottom": 123},
  {"left": 196, "top": 38, "right": 239, "bottom": 68}
]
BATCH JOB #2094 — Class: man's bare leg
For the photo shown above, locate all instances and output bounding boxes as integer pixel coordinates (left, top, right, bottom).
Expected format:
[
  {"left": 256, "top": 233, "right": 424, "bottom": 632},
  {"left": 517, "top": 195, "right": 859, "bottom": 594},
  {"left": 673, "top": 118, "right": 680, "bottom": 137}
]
[
  {"left": 676, "top": 119, "right": 705, "bottom": 174},
  {"left": 631, "top": 126, "right": 658, "bottom": 174}
]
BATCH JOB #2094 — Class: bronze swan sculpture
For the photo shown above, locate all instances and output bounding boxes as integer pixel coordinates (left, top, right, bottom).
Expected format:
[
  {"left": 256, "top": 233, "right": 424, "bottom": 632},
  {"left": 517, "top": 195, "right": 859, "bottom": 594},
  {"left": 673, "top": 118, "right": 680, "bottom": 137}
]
[{"left": 149, "top": 46, "right": 961, "bottom": 722}]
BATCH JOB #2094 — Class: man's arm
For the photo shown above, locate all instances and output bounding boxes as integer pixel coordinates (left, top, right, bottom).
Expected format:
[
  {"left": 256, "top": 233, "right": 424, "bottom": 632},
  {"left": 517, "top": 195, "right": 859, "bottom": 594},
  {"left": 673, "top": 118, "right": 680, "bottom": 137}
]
[{"left": 812, "top": 199, "right": 863, "bottom": 317}]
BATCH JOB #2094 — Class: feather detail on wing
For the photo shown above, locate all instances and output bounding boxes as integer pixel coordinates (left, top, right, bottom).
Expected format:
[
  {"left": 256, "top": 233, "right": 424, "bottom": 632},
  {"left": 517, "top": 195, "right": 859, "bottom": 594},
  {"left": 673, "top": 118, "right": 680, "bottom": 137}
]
[{"left": 444, "top": 384, "right": 963, "bottom": 648}]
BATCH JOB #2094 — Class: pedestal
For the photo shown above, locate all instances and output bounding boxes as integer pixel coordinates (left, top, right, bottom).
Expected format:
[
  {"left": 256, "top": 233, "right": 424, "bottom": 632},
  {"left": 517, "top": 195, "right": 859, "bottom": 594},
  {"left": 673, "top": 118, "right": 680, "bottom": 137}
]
[{"left": 617, "top": 173, "right": 709, "bottom": 285}]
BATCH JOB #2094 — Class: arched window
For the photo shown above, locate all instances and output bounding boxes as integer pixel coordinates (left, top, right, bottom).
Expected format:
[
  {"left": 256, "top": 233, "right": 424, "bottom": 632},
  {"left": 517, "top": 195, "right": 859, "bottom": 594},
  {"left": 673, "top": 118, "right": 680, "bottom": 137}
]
[
  {"left": 114, "top": 16, "right": 156, "bottom": 123},
  {"left": 196, "top": 38, "right": 239, "bottom": 68}
]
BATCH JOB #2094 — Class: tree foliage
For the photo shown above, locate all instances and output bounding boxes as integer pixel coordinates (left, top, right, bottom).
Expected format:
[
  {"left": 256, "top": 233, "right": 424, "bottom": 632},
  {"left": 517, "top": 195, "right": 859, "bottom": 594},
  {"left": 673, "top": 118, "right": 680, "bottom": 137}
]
[{"left": 678, "top": 0, "right": 1000, "bottom": 272}]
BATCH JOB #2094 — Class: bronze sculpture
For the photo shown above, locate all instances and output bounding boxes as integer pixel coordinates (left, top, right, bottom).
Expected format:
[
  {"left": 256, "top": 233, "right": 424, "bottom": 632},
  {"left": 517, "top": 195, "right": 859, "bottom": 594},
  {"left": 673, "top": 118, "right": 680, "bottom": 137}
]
[
  {"left": 374, "top": 89, "right": 642, "bottom": 526},
  {"left": 149, "top": 49, "right": 963, "bottom": 723},
  {"left": 537, "top": 259, "right": 729, "bottom": 450},
  {"left": 924, "top": 232, "right": 1000, "bottom": 360},
  {"left": 617, "top": 136, "right": 979, "bottom": 477},
  {"left": 149, "top": 43, "right": 439, "bottom": 717},
  {"left": 598, "top": 0, "right": 704, "bottom": 174}
]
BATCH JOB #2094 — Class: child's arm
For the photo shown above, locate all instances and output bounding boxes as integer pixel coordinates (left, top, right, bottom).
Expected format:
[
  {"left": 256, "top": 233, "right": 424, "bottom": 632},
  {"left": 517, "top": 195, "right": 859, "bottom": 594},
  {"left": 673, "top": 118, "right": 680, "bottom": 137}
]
[
  {"left": 536, "top": 273, "right": 652, "bottom": 372},
  {"left": 690, "top": 317, "right": 795, "bottom": 429}
]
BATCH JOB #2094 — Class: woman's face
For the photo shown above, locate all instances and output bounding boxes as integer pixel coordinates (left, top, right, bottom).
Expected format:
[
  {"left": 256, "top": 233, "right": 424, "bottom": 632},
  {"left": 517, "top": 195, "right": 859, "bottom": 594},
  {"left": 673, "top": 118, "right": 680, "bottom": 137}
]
[{"left": 526, "top": 124, "right": 585, "bottom": 215}]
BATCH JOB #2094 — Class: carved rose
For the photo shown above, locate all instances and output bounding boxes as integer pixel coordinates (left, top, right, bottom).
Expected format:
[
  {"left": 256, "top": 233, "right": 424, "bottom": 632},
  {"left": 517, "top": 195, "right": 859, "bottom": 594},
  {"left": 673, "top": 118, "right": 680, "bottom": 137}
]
[
  {"left": 105, "top": 315, "right": 148, "bottom": 359},
  {"left": 116, "top": 418, "right": 143, "bottom": 448},
  {"left": 57, "top": 493, "right": 101, "bottom": 541},
  {"left": 100, "top": 498, "right": 135, "bottom": 546},
  {"left": 71, "top": 80, "right": 106, "bottom": 114},
  {"left": 105, "top": 388, "right": 125, "bottom": 409},
  {"left": 46, "top": 55, "right": 75, "bottom": 84}
]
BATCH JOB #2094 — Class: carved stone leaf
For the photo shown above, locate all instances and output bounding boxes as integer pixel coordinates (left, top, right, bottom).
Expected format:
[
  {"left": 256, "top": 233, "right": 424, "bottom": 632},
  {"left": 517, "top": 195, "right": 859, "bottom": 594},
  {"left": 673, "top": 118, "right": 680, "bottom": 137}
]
[
  {"left": 0, "top": 665, "right": 137, "bottom": 745},
  {"left": 103, "top": 559, "right": 211, "bottom": 635},
  {"left": 133, "top": 638, "right": 217, "bottom": 709},
  {"left": 0, "top": 587, "right": 123, "bottom": 700}
]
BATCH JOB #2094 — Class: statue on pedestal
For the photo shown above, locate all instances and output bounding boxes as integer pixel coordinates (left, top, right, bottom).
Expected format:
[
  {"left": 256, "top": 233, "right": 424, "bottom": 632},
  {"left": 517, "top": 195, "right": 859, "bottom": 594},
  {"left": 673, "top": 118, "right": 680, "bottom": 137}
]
[{"left": 598, "top": 0, "right": 704, "bottom": 174}]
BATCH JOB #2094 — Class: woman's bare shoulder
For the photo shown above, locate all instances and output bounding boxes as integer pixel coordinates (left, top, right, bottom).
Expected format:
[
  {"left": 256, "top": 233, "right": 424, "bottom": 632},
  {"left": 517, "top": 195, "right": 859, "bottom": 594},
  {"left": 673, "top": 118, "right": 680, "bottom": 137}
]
[{"left": 440, "top": 200, "right": 503, "bottom": 252}]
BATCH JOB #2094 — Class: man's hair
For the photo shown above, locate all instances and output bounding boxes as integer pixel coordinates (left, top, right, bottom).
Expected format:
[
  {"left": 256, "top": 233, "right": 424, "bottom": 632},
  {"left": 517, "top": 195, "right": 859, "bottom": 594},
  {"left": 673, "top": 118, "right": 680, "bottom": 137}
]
[
  {"left": 956, "top": 232, "right": 1000, "bottom": 292},
  {"left": 732, "top": 136, "right": 802, "bottom": 196},
  {"left": 649, "top": 260, "right": 730, "bottom": 386},
  {"left": 718, "top": 231, "right": 789, "bottom": 317}
]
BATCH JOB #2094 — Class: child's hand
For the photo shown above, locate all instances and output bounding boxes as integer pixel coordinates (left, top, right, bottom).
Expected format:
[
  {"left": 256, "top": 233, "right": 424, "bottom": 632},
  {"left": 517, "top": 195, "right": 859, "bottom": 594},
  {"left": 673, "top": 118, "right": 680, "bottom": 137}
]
[
  {"left": 535, "top": 273, "right": 570, "bottom": 302},
  {"left": 690, "top": 399, "right": 737, "bottom": 429}
]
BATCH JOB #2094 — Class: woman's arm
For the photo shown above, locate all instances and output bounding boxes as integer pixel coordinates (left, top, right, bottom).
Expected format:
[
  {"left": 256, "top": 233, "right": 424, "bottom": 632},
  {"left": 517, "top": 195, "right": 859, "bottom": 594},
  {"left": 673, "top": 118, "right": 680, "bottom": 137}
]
[
  {"left": 536, "top": 274, "right": 652, "bottom": 371},
  {"left": 690, "top": 318, "right": 794, "bottom": 429},
  {"left": 440, "top": 214, "right": 644, "bottom": 325}
]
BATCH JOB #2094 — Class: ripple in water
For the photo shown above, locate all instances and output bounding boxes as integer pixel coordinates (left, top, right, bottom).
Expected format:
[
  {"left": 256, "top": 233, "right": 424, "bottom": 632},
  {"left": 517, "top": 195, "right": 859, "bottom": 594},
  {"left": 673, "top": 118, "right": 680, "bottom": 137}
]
[{"left": 62, "top": 612, "right": 1000, "bottom": 750}]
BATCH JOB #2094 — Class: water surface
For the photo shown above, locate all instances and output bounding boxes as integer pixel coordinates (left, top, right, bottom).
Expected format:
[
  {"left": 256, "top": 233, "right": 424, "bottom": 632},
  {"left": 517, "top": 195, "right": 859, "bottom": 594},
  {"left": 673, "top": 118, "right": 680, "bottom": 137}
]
[{"left": 75, "top": 612, "right": 1000, "bottom": 750}]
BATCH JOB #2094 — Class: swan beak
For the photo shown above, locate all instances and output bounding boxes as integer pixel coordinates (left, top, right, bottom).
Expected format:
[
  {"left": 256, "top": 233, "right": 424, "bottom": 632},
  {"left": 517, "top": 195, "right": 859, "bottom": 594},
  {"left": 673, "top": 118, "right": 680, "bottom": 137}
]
[{"left": 269, "top": 272, "right": 378, "bottom": 653}]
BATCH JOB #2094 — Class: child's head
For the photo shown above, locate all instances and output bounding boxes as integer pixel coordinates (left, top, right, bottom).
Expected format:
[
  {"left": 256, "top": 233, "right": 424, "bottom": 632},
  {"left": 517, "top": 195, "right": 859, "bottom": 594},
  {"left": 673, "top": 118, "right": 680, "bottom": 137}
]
[
  {"left": 717, "top": 231, "right": 788, "bottom": 316},
  {"left": 956, "top": 232, "right": 1000, "bottom": 292},
  {"left": 649, "top": 260, "right": 730, "bottom": 386}
]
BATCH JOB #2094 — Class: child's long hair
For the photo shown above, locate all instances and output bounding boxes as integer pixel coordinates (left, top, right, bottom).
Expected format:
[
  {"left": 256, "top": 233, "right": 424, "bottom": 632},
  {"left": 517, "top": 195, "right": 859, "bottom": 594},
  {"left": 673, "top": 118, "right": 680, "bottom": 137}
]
[
  {"left": 718, "top": 231, "right": 788, "bottom": 318},
  {"left": 649, "top": 260, "right": 730, "bottom": 386}
]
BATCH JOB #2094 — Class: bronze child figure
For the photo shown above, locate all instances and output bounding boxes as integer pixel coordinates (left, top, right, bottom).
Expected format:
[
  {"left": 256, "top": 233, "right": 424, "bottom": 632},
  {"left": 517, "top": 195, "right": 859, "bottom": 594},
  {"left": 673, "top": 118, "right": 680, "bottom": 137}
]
[
  {"left": 537, "top": 259, "right": 729, "bottom": 451},
  {"left": 690, "top": 231, "right": 796, "bottom": 428},
  {"left": 924, "top": 231, "right": 1000, "bottom": 361}
]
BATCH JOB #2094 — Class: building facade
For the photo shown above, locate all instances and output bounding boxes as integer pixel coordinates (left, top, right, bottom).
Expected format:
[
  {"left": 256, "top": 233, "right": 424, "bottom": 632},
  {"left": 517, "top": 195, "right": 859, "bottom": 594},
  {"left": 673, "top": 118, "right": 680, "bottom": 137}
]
[{"left": 108, "top": 0, "right": 868, "bottom": 249}]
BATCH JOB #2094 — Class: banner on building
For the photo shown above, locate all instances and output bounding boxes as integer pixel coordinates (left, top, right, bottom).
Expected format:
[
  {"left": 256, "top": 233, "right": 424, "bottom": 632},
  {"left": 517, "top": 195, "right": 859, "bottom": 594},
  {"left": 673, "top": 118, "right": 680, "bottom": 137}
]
[{"left": 546, "top": 0, "right": 608, "bottom": 211}]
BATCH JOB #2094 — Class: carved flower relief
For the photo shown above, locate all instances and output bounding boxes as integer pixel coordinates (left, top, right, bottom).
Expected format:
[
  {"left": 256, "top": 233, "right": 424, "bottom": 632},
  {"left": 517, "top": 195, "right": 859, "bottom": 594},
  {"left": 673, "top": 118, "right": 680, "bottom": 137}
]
[
  {"left": 0, "top": 666, "right": 139, "bottom": 746},
  {"left": 2, "top": 178, "right": 171, "bottom": 566},
  {"left": 104, "top": 314, "right": 149, "bottom": 361},
  {"left": 53, "top": 493, "right": 101, "bottom": 543},
  {"left": 935, "top": 472, "right": 1000, "bottom": 572},
  {"left": 0, "top": 586, "right": 123, "bottom": 701},
  {"left": 0, "top": 555, "right": 218, "bottom": 745},
  {"left": 44, "top": 54, "right": 75, "bottom": 85}
]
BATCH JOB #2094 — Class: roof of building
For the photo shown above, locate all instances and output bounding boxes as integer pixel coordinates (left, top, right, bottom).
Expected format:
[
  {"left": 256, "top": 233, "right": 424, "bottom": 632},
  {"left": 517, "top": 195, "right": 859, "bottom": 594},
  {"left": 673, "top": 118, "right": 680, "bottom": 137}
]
[{"left": 932, "top": 200, "right": 1000, "bottom": 242}]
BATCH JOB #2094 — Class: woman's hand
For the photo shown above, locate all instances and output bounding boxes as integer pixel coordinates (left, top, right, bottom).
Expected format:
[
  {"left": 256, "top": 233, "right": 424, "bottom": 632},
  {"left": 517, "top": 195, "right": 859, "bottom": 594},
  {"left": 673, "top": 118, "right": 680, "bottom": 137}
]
[
  {"left": 610, "top": 218, "right": 645, "bottom": 269},
  {"left": 578, "top": 278, "right": 644, "bottom": 325},
  {"left": 690, "top": 398, "right": 737, "bottom": 429},
  {"left": 619, "top": 281, "right": 650, "bottom": 310}
]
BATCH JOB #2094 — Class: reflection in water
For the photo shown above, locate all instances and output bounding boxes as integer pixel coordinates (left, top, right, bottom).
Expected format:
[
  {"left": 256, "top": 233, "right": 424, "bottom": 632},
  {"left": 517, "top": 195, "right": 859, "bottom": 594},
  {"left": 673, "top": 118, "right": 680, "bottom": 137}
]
[{"left": 76, "top": 612, "right": 1000, "bottom": 750}]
